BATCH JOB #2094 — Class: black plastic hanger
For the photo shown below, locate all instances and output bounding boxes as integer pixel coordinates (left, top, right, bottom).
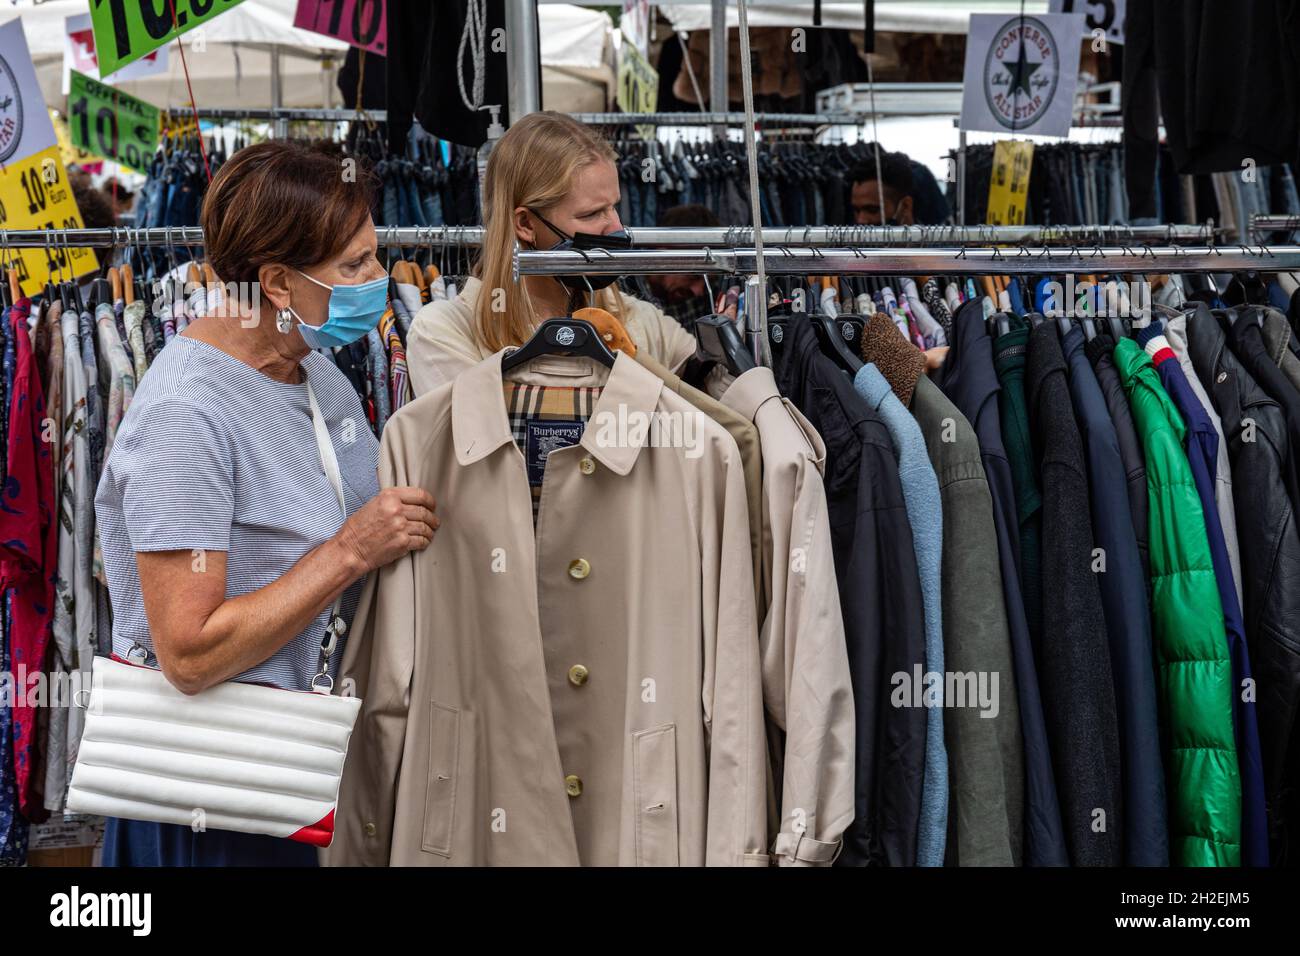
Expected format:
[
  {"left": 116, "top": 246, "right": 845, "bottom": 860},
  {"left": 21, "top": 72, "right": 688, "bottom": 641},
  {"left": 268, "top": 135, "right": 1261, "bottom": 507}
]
[
  {"left": 812, "top": 310, "right": 863, "bottom": 374},
  {"left": 501, "top": 317, "right": 616, "bottom": 374},
  {"left": 695, "top": 313, "right": 756, "bottom": 376}
]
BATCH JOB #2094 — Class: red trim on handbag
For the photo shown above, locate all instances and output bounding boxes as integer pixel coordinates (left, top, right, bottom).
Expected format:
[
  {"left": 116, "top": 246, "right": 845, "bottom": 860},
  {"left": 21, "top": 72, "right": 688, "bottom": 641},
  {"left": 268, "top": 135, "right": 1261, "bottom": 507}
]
[{"left": 291, "top": 810, "right": 336, "bottom": 846}]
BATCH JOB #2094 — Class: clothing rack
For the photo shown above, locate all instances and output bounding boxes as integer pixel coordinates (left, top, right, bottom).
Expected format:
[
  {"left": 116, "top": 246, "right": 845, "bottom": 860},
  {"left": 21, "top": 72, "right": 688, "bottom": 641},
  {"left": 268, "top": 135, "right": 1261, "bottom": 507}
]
[
  {"left": 178, "top": 109, "right": 861, "bottom": 128},
  {"left": 1251, "top": 214, "right": 1300, "bottom": 237},
  {"left": 568, "top": 111, "right": 867, "bottom": 127},
  {"left": 177, "top": 108, "right": 389, "bottom": 123},
  {"left": 0, "top": 224, "right": 1223, "bottom": 251},
  {"left": 513, "top": 243, "right": 1300, "bottom": 278}
]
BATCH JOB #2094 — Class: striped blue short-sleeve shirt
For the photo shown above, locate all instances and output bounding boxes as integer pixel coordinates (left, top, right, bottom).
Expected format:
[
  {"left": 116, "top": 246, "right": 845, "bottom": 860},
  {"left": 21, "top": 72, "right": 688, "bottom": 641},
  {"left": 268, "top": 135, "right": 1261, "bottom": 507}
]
[{"left": 95, "top": 335, "right": 380, "bottom": 691}]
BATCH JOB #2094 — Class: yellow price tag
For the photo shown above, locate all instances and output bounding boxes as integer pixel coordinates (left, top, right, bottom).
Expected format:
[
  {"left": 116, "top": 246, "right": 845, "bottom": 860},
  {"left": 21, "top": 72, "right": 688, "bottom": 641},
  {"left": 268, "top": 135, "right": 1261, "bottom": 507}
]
[
  {"left": 986, "top": 139, "right": 1034, "bottom": 226},
  {"left": 617, "top": 41, "right": 658, "bottom": 140},
  {"left": 0, "top": 145, "right": 98, "bottom": 295}
]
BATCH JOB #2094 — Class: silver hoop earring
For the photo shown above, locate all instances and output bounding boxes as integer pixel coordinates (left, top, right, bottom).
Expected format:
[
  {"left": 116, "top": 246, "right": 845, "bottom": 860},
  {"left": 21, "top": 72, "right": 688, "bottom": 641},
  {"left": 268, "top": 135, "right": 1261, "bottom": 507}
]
[{"left": 275, "top": 307, "right": 294, "bottom": 333}]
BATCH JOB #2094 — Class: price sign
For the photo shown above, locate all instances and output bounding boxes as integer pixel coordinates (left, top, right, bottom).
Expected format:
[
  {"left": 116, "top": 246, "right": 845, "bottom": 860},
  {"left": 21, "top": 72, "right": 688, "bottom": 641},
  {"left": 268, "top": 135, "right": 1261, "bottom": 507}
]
[
  {"left": 68, "top": 71, "right": 159, "bottom": 174},
  {"left": 618, "top": 41, "right": 658, "bottom": 140},
  {"left": 89, "top": 0, "right": 250, "bottom": 76},
  {"left": 294, "top": 0, "right": 386, "bottom": 56},
  {"left": 0, "top": 146, "right": 98, "bottom": 295},
  {"left": 621, "top": 0, "right": 651, "bottom": 56},
  {"left": 0, "top": 20, "right": 96, "bottom": 293},
  {"left": 50, "top": 109, "right": 100, "bottom": 172},
  {"left": 986, "top": 139, "right": 1034, "bottom": 225},
  {"left": 1048, "top": 0, "right": 1124, "bottom": 44},
  {"left": 64, "top": 12, "right": 168, "bottom": 93}
]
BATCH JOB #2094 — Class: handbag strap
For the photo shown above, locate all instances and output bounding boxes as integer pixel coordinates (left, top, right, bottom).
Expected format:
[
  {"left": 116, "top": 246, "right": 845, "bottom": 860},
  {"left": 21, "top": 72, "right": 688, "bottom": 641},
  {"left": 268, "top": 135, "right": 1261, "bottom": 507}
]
[{"left": 306, "top": 373, "right": 348, "bottom": 694}]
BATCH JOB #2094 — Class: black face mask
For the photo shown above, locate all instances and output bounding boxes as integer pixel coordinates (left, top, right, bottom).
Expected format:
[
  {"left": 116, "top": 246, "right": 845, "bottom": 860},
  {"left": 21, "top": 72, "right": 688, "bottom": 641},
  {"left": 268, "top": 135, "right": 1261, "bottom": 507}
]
[{"left": 528, "top": 209, "right": 631, "bottom": 292}]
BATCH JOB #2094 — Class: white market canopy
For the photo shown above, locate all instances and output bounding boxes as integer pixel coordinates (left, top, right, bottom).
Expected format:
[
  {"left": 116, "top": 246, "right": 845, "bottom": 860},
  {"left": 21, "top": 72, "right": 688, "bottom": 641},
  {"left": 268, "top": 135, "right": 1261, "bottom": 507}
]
[
  {"left": 653, "top": 1, "right": 1050, "bottom": 34},
  {"left": 5, "top": 0, "right": 616, "bottom": 114}
]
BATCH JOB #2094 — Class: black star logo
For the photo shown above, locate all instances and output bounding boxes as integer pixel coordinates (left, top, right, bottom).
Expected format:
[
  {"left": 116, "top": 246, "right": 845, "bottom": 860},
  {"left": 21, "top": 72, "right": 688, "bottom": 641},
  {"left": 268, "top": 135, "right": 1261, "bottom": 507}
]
[{"left": 1004, "top": 49, "right": 1041, "bottom": 99}]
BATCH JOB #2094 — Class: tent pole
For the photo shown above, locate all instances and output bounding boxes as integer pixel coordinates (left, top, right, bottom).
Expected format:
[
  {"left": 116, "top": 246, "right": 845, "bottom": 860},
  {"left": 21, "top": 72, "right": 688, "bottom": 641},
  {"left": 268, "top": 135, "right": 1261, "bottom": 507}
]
[
  {"left": 270, "top": 44, "right": 287, "bottom": 138},
  {"left": 710, "top": 0, "right": 727, "bottom": 136},
  {"left": 506, "top": 0, "right": 541, "bottom": 123}
]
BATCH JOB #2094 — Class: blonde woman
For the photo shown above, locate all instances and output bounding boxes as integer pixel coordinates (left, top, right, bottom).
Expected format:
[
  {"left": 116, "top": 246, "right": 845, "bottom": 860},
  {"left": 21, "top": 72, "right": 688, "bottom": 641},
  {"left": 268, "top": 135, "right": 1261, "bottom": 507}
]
[{"left": 406, "top": 112, "right": 697, "bottom": 395}]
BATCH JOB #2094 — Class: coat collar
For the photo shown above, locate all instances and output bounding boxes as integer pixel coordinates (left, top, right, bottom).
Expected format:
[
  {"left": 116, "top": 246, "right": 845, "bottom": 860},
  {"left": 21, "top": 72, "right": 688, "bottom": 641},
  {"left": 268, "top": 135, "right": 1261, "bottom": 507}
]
[
  {"left": 859, "top": 310, "right": 925, "bottom": 407},
  {"left": 452, "top": 348, "right": 664, "bottom": 476},
  {"left": 719, "top": 365, "right": 781, "bottom": 423}
]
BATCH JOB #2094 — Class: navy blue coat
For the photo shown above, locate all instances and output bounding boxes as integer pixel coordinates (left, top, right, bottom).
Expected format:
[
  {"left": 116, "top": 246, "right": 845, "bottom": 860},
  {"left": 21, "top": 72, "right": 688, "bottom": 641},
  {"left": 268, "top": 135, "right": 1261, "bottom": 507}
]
[{"left": 1061, "top": 326, "right": 1168, "bottom": 866}]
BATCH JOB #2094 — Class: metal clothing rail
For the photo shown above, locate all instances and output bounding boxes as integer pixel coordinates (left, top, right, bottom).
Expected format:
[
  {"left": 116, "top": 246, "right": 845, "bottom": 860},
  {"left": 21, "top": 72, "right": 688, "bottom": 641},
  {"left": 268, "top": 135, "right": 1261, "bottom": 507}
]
[
  {"left": 176, "top": 107, "right": 389, "bottom": 123},
  {"left": 514, "top": 244, "right": 1300, "bottom": 278},
  {"left": 1251, "top": 214, "right": 1300, "bottom": 236},
  {"left": 568, "top": 111, "right": 867, "bottom": 127},
  {"left": 0, "top": 224, "right": 1225, "bottom": 251},
  {"left": 187, "top": 109, "right": 848, "bottom": 128}
]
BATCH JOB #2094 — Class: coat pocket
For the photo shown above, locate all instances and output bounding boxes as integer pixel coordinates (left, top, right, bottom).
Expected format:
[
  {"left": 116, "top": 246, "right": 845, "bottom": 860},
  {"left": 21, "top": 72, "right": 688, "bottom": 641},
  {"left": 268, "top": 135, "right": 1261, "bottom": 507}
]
[
  {"left": 632, "top": 723, "right": 679, "bottom": 867},
  {"left": 421, "top": 700, "right": 460, "bottom": 858}
]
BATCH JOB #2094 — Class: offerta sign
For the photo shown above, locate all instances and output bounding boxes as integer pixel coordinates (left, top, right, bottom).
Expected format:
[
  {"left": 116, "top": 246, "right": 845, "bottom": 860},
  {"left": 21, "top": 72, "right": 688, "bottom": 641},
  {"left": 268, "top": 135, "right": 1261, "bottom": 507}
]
[{"left": 67, "top": 71, "right": 160, "bottom": 175}]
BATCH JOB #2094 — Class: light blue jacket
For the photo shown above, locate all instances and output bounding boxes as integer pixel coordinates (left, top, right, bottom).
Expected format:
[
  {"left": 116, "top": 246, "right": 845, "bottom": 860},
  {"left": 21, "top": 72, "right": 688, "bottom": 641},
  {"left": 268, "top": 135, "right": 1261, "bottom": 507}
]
[{"left": 854, "top": 363, "right": 948, "bottom": 866}]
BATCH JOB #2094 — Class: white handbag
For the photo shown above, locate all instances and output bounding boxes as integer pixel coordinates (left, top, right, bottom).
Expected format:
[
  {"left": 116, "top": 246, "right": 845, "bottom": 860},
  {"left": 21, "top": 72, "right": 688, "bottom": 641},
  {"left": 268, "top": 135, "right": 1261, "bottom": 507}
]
[{"left": 65, "top": 376, "right": 363, "bottom": 847}]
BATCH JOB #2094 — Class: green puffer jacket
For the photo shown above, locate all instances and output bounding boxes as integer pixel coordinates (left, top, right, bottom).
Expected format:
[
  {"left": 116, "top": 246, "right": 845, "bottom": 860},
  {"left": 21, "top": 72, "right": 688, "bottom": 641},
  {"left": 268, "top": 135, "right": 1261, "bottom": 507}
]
[{"left": 1114, "top": 338, "right": 1241, "bottom": 866}]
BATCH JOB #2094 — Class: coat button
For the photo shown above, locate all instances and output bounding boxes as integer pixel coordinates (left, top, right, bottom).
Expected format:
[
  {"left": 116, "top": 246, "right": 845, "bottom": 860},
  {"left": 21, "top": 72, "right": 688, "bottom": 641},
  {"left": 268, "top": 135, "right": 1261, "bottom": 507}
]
[
  {"left": 579, "top": 457, "right": 596, "bottom": 475},
  {"left": 568, "top": 664, "right": 589, "bottom": 686},
  {"left": 364, "top": 822, "right": 377, "bottom": 837},
  {"left": 568, "top": 558, "right": 591, "bottom": 580},
  {"left": 565, "top": 774, "right": 583, "bottom": 797},
  {"left": 1217, "top": 371, "right": 1228, "bottom": 384}
]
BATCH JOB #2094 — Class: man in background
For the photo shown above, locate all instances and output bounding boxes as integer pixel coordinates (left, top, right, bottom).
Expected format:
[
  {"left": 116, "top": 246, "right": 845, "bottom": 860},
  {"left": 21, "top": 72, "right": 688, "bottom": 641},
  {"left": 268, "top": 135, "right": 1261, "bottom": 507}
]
[
  {"left": 849, "top": 146, "right": 951, "bottom": 226},
  {"left": 635, "top": 203, "right": 720, "bottom": 326}
]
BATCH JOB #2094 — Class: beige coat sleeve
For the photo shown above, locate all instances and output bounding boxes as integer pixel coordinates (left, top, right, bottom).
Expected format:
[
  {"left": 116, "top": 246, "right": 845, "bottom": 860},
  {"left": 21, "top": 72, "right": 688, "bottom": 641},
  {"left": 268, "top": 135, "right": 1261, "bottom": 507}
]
[
  {"left": 766, "top": 425, "right": 856, "bottom": 866},
  {"left": 698, "top": 426, "right": 770, "bottom": 866},
  {"left": 622, "top": 292, "right": 698, "bottom": 375},
  {"left": 406, "top": 295, "right": 483, "bottom": 397},
  {"left": 326, "top": 437, "right": 418, "bottom": 866}
]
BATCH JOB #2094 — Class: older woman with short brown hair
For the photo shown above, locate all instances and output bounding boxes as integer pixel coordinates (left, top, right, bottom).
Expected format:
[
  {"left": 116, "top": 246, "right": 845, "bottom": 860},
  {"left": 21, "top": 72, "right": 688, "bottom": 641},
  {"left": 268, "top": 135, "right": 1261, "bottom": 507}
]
[{"left": 93, "top": 140, "right": 438, "bottom": 866}]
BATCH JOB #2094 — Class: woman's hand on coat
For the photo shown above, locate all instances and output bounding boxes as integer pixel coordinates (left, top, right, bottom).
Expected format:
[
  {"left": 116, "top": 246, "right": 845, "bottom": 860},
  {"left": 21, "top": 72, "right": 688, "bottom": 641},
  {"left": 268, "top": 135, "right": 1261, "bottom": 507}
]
[{"left": 334, "top": 486, "right": 439, "bottom": 573}]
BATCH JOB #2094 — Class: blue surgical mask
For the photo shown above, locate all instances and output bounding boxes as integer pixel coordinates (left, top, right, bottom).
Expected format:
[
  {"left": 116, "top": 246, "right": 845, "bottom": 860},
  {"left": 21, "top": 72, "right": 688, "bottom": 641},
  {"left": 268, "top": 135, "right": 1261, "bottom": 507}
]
[{"left": 290, "top": 269, "right": 389, "bottom": 349}]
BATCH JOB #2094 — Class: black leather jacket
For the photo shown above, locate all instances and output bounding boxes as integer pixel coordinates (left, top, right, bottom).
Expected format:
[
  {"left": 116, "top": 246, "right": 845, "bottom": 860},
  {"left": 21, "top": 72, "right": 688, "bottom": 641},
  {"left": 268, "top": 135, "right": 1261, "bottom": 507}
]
[{"left": 1187, "top": 303, "right": 1300, "bottom": 866}]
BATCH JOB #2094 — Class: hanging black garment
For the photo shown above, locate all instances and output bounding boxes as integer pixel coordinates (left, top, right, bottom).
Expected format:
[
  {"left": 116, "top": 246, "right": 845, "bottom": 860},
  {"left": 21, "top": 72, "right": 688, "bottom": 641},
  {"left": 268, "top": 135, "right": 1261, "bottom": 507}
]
[
  {"left": 1084, "top": 335, "right": 1152, "bottom": 580},
  {"left": 1124, "top": 1, "right": 1300, "bottom": 220},
  {"left": 1025, "top": 323, "right": 1123, "bottom": 867},
  {"left": 337, "top": 44, "right": 387, "bottom": 110},
  {"left": 934, "top": 299, "right": 1069, "bottom": 866},
  {"left": 1225, "top": 312, "right": 1300, "bottom": 510},
  {"left": 772, "top": 317, "right": 926, "bottom": 867},
  {"left": 386, "top": 0, "right": 517, "bottom": 151},
  {"left": 1188, "top": 305, "right": 1300, "bottom": 866}
]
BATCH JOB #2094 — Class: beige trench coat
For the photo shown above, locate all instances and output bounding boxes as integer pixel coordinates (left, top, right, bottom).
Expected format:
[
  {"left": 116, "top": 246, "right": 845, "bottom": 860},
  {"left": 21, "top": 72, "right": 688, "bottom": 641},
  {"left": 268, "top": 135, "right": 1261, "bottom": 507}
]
[
  {"left": 329, "top": 350, "right": 769, "bottom": 866},
  {"left": 719, "top": 368, "right": 856, "bottom": 865}
]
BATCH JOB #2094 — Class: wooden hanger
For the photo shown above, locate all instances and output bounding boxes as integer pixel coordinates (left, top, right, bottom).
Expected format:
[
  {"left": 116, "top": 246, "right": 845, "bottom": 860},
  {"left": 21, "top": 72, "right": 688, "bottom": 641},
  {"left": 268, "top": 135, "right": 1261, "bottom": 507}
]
[
  {"left": 121, "top": 263, "right": 135, "bottom": 304},
  {"left": 109, "top": 265, "right": 122, "bottom": 303}
]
